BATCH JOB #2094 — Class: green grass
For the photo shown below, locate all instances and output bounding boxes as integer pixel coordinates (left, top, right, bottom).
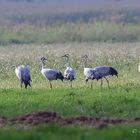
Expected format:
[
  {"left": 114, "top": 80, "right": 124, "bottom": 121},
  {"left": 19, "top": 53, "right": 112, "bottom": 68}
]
[
  {"left": 0, "top": 42, "right": 140, "bottom": 139},
  {"left": 1, "top": 86, "right": 140, "bottom": 140},
  {"left": 0, "top": 85, "right": 140, "bottom": 118},
  {"left": 0, "top": 124, "right": 139, "bottom": 140}
]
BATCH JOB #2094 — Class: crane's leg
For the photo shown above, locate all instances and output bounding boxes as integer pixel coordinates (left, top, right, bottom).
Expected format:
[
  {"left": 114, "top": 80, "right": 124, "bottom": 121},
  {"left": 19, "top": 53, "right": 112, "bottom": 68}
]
[
  {"left": 25, "top": 84, "right": 27, "bottom": 89},
  {"left": 85, "top": 78, "right": 88, "bottom": 84},
  {"left": 104, "top": 77, "right": 110, "bottom": 88},
  {"left": 101, "top": 79, "right": 103, "bottom": 87},
  {"left": 70, "top": 81, "right": 72, "bottom": 88},
  {"left": 20, "top": 81, "right": 23, "bottom": 88},
  {"left": 91, "top": 80, "right": 93, "bottom": 89},
  {"left": 29, "top": 83, "right": 31, "bottom": 87},
  {"left": 49, "top": 81, "right": 52, "bottom": 89}
]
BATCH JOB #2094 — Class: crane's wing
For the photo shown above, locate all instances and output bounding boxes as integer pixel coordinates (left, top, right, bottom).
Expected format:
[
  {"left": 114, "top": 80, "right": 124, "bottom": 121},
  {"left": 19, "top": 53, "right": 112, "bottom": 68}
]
[
  {"left": 93, "top": 66, "right": 117, "bottom": 79},
  {"left": 42, "top": 69, "right": 58, "bottom": 80},
  {"left": 92, "top": 69, "right": 101, "bottom": 80}
]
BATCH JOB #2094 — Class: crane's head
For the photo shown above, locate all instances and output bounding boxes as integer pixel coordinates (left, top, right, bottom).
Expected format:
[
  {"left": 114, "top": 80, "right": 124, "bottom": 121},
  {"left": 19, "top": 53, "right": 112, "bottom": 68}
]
[
  {"left": 81, "top": 54, "right": 88, "bottom": 68},
  {"left": 61, "top": 54, "right": 70, "bottom": 62},
  {"left": 40, "top": 56, "right": 47, "bottom": 65},
  {"left": 81, "top": 54, "right": 88, "bottom": 60},
  {"left": 61, "top": 54, "right": 70, "bottom": 58}
]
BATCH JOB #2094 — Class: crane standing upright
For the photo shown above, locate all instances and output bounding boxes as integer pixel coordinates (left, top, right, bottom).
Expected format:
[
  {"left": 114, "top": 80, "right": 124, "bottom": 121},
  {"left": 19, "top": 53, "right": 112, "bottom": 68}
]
[
  {"left": 82, "top": 54, "right": 95, "bottom": 88},
  {"left": 62, "top": 54, "right": 75, "bottom": 88},
  {"left": 82, "top": 54, "right": 118, "bottom": 88},
  {"left": 40, "top": 57, "right": 64, "bottom": 89}
]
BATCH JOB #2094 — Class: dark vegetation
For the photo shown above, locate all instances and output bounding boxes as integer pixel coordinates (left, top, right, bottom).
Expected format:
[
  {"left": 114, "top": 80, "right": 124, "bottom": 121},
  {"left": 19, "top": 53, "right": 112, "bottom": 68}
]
[
  {"left": 0, "top": 1, "right": 140, "bottom": 44},
  {"left": 1, "top": 110, "right": 140, "bottom": 128}
]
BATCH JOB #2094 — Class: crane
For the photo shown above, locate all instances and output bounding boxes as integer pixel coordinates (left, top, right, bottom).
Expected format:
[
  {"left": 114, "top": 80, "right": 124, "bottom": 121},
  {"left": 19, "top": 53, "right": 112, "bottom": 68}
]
[
  {"left": 82, "top": 54, "right": 95, "bottom": 88},
  {"left": 40, "top": 56, "right": 64, "bottom": 89},
  {"left": 92, "top": 66, "right": 118, "bottom": 88},
  {"left": 15, "top": 65, "right": 31, "bottom": 89},
  {"left": 62, "top": 54, "right": 75, "bottom": 88},
  {"left": 82, "top": 54, "right": 118, "bottom": 88}
]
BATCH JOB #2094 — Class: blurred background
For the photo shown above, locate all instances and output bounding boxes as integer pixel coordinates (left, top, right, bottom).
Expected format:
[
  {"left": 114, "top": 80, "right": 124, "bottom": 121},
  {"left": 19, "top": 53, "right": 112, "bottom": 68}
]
[{"left": 0, "top": 0, "right": 140, "bottom": 44}]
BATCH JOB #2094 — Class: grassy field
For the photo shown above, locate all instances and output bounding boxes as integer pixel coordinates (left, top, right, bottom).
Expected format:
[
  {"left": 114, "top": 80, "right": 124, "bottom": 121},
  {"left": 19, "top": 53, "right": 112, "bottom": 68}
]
[
  {"left": 0, "top": 3, "right": 140, "bottom": 44},
  {"left": 0, "top": 42, "right": 140, "bottom": 139},
  {"left": 0, "top": 124, "right": 140, "bottom": 140}
]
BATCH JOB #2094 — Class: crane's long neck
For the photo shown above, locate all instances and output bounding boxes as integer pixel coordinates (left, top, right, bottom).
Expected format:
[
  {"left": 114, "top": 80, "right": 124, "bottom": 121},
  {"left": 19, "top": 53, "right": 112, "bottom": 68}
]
[
  {"left": 83, "top": 58, "right": 87, "bottom": 68},
  {"left": 65, "top": 57, "right": 70, "bottom": 67},
  {"left": 66, "top": 63, "right": 70, "bottom": 68},
  {"left": 41, "top": 60, "right": 45, "bottom": 69}
]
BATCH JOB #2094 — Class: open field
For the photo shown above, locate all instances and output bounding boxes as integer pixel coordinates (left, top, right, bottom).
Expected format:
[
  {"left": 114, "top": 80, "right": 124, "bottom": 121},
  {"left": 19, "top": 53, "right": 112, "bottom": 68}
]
[
  {"left": 0, "top": 1, "right": 140, "bottom": 139},
  {"left": 0, "top": 42, "right": 140, "bottom": 139}
]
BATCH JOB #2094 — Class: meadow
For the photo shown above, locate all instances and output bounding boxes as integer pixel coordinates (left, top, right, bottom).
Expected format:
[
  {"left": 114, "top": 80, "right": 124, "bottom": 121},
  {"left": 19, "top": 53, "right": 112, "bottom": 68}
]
[
  {"left": 0, "top": 42, "right": 140, "bottom": 139},
  {"left": 0, "top": 1, "right": 140, "bottom": 139}
]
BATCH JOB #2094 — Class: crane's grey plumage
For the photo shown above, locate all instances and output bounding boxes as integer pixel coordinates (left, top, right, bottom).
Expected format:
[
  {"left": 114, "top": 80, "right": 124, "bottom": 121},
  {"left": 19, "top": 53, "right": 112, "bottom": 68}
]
[
  {"left": 82, "top": 54, "right": 118, "bottom": 88},
  {"left": 40, "top": 57, "right": 64, "bottom": 89},
  {"left": 92, "top": 66, "right": 118, "bottom": 88},
  {"left": 15, "top": 65, "right": 31, "bottom": 88},
  {"left": 62, "top": 54, "right": 75, "bottom": 88},
  {"left": 82, "top": 54, "right": 95, "bottom": 88}
]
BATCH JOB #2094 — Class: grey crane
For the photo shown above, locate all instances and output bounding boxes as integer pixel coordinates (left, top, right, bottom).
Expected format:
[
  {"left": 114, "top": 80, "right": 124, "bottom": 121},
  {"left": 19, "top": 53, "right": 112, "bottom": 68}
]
[
  {"left": 15, "top": 65, "right": 31, "bottom": 88},
  {"left": 62, "top": 54, "right": 75, "bottom": 88},
  {"left": 82, "top": 54, "right": 118, "bottom": 88},
  {"left": 92, "top": 66, "right": 118, "bottom": 88},
  {"left": 40, "top": 57, "right": 64, "bottom": 89},
  {"left": 82, "top": 54, "right": 95, "bottom": 88}
]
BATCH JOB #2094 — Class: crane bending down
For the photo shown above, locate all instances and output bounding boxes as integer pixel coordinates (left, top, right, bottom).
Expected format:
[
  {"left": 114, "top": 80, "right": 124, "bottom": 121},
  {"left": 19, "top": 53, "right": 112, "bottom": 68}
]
[
  {"left": 82, "top": 54, "right": 118, "bottom": 88},
  {"left": 62, "top": 54, "right": 75, "bottom": 88},
  {"left": 15, "top": 65, "right": 31, "bottom": 88},
  {"left": 40, "top": 57, "right": 64, "bottom": 89}
]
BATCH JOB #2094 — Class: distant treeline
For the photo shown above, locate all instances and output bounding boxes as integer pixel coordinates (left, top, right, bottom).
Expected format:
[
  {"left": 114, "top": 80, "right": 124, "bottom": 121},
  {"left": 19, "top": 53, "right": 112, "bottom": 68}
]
[
  {"left": 2, "top": 9, "right": 140, "bottom": 26},
  {"left": 0, "top": 5, "right": 140, "bottom": 44}
]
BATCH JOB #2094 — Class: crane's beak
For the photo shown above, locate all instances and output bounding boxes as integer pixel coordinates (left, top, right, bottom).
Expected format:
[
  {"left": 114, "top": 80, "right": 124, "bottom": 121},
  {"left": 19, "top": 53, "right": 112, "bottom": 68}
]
[
  {"left": 44, "top": 58, "right": 47, "bottom": 60},
  {"left": 81, "top": 55, "right": 88, "bottom": 59},
  {"left": 61, "top": 54, "right": 69, "bottom": 58},
  {"left": 11, "top": 65, "right": 16, "bottom": 70}
]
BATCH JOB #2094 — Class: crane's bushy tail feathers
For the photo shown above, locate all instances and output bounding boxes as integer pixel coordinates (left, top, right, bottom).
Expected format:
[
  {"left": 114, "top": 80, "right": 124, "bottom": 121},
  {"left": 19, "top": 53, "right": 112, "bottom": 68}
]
[
  {"left": 110, "top": 67, "right": 118, "bottom": 77},
  {"left": 24, "top": 82, "right": 31, "bottom": 89},
  {"left": 22, "top": 75, "right": 31, "bottom": 89},
  {"left": 56, "top": 72, "right": 64, "bottom": 81},
  {"left": 65, "top": 75, "right": 75, "bottom": 81},
  {"left": 68, "top": 75, "right": 75, "bottom": 81}
]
